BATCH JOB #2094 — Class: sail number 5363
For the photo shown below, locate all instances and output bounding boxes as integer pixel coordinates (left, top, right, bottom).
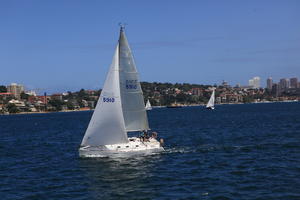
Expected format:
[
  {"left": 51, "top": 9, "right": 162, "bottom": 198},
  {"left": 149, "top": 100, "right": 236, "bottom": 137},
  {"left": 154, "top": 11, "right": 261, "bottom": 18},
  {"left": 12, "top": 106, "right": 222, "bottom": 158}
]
[
  {"left": 126, "top": 80, "right": 137, "bottom": 89},
  {"left": 103, "top": 97, "right": 115, "bottom": 102}
]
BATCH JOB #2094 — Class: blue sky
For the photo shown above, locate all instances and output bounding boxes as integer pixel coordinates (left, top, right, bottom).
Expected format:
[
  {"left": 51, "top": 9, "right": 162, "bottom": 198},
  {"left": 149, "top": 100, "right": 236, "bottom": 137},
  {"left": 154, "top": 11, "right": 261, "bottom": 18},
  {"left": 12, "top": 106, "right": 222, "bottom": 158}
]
[{"left": 0, "top": 0, "right": 299, "bottom": 93}]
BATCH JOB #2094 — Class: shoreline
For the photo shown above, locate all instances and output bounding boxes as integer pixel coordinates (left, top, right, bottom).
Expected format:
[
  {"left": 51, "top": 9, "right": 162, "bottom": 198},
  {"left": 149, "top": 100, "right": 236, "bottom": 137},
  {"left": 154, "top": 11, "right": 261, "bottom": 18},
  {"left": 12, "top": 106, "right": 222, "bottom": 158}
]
[
  {"left": 1, "top": 100, "right": 298, "bottom": 116},
  {"left": 0, "top": 109, "right": 94, "bottom": 116}
]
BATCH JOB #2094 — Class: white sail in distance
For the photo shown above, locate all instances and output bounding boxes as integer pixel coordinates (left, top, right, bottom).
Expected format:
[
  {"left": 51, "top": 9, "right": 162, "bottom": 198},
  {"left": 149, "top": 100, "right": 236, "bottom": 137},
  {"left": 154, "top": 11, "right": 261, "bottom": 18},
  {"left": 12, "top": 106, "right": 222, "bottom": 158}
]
[
  {"left": 145, "top": 99, "right": 152, "bottom": 110},
  {"left": 81, "top": 45, "right": 128, "bottom": 146},
  {"left": 118, "top": 28, "right": 149, "bottom": 131},
  {"left": 206, "top": 89, "right": 215, "bottom": 108}
]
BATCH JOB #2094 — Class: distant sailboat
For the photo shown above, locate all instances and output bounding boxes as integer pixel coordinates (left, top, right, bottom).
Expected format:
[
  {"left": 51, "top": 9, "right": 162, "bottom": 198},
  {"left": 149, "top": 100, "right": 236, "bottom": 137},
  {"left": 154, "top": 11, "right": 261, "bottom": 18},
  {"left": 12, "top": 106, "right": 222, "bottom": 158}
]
[
  {"left": 145, "top": 99, "right": 152, "bottom": 110},
  {"left": 79, "top": 26, "right": 164, "bottom": 157},
  {"left": 206, "top": 88, "right": 215, "bottom": 110}
]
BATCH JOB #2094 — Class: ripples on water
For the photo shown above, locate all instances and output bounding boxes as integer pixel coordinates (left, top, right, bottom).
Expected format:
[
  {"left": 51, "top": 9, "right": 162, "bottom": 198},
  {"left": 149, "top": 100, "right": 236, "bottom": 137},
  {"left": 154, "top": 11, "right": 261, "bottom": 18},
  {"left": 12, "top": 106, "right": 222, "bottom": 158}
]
[{"left": 0, "top": 102, "right": 300, "bottom": 199}]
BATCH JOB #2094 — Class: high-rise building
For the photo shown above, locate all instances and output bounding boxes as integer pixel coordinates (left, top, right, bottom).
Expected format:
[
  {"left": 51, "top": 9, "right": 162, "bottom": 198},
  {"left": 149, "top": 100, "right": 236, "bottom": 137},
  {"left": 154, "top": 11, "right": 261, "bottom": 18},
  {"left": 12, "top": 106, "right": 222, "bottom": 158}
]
[
  {"left": 267, "top": 77, "right": 273, "bottom": 90},
  {"left": 286, "top": 78, "right": 290, "bottom": 88},
  {"left": 272, "top": 83, "right": 280, "bottom": 97},
  {"left": 248, "top": 79, "right": 254, "bottom": 88},
  {"left": 249, "top": 76, "right": 260, "bottom": 88},
  {"left": 253, "top": 77, "right": 260, "bottom": 88},
  {"left": 290, "top": 77, "right": 298, "bottom": 88},
  {"left": 7, "top": 83, "right": 24, "bottom": 99},
  {"left": 279, "top": 78, "right": 290, "bottom": 93}
]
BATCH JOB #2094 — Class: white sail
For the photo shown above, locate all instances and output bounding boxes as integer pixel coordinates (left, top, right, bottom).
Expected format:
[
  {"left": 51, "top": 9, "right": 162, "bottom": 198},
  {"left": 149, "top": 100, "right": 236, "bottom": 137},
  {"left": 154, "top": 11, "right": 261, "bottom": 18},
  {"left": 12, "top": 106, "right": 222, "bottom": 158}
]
[
  {"left": 206, "top": 89, "right": 215, "bottom": 108},
  {"left": 81, "top": 45, "right": 128, "bottom": 146},
  {"left": 145, "top": 99, "right": 152, "bottom": 110},
  {"left": 118, "top": 29, "right": 150, "bottom": 131}
]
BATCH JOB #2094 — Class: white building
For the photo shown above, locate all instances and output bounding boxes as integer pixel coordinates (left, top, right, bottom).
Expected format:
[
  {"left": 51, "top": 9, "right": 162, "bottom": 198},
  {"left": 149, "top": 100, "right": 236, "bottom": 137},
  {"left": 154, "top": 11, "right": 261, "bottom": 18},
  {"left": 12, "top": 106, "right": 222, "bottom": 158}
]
[
  {"left": 26, "top": 90, "right": 37, "bottom": 96},
  {"left": 279, "top": 78, "right": 290, "bottom": 91},
  {"left": 248, "top": 79, "right": 254, "bottom": 87},
  {"left": 248, "top": 77, "right": 260, "bottom": 89},
  {"left": 7, "top": 83, "right": 24, "bottom": 99},
  {"left": 8, "top": 99, "right": 26, "bottom": 107}
]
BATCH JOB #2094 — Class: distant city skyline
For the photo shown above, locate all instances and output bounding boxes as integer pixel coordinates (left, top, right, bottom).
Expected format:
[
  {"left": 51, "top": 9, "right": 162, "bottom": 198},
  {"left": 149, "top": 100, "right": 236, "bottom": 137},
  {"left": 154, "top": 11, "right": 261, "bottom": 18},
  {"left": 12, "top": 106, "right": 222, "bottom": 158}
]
[
  {"left": 1, "top": 1, "right": 299, "bottom": 93},
  {"left": 3, "top": 75, "right": 299, "bottom": 95}
]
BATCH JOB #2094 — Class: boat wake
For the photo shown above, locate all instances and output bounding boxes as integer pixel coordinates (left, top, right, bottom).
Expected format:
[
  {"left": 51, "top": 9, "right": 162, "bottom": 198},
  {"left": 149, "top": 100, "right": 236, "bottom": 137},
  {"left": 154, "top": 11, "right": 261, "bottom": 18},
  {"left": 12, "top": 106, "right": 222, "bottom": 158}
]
[{"left": 163, "top": 141, "right": 299, "bottom": 155}]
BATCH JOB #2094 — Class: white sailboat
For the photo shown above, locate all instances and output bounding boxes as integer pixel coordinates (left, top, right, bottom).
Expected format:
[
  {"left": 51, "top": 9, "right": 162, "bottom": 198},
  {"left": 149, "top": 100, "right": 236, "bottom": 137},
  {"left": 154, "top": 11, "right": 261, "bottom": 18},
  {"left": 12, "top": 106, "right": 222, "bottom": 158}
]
[
  {"left": 145, "top": 99, "right": 152, "bottom": 110},
  {"left": 79, "top": 26, "right": 164, "bottom": 157},
  {"left": 206, "top": 88, "right": 215, "bottom": 110}
]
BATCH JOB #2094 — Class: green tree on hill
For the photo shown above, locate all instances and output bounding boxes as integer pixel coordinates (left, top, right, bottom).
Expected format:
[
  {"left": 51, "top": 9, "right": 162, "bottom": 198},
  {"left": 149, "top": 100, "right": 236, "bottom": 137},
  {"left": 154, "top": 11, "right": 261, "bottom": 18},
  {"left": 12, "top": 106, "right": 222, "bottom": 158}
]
[
  {"left": 7, "top": 103, "right": 19, "bottom": 113},
  {"left": 0, "top": 85, "right": 7, "bottom": 93},
  {"left": 20, "top": 92, "right": 29, "bottom": 100},
  {"left": 48, "top": 99, "right": 64, "bottom": 111}
]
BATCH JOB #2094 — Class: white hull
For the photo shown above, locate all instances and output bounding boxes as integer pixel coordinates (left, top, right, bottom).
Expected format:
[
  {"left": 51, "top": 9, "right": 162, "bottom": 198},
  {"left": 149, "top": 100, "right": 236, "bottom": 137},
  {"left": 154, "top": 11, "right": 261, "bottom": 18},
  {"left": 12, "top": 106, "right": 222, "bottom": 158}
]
[
  {"left": 206, "top": 106, "right": 215, "bottom": 110},
  {"left": 79, "top": 137, "right": 164, "bottom": 158}
]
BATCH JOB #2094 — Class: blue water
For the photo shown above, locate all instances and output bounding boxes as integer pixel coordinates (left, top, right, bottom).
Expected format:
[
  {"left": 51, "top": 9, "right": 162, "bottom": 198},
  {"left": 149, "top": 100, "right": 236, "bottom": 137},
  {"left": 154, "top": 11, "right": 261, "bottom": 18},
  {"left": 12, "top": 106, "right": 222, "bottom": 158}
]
[{"left": 1, "top": 102, "right": 300, "bottom": 200}]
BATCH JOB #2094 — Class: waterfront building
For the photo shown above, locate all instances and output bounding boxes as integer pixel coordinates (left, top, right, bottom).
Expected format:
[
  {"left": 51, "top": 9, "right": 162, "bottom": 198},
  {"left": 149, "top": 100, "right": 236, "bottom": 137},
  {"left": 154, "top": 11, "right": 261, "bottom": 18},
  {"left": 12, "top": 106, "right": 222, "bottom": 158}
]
[
  {"left": 0, "top": 92, "right": 13, "bottom": 100},
  {"left": 8, "top": 99, "right": 25, "bottom": 107},
  {"left": 7, "top": 83, "right": 24, "bottom": 99},
  {"left": 87, "top": 101, "right": 95, "bottom": 109},
  {"left": 85, "top": 90, "right": 97, "bottom": 95},
  {"left": 249, "top": 76, "right": 260, "bottom": 89},
  {"left": 267, "top": 77, "right": 273, "bottom": 90},
  {"left": 8, "top": 99, "right": 27, "bottom": 111},
  {"left": 290, "top": 77, "right": 298, "bottom": 88},
  {"left": 28, "top": 95, "right": 48, "bottom": 104},
  {"left": 51, "top": 94, "right": 63, "bottom": 101},
  {"left": 82, "top": 99, "right": 88, "bottom": 107}
]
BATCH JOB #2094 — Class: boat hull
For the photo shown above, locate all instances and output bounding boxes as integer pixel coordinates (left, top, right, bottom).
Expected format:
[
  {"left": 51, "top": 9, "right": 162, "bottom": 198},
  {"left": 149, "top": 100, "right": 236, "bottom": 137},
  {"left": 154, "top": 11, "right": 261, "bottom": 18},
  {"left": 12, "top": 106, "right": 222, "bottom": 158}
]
[{"left": 79, "top": 137, "right": 164, "bottom": 158}]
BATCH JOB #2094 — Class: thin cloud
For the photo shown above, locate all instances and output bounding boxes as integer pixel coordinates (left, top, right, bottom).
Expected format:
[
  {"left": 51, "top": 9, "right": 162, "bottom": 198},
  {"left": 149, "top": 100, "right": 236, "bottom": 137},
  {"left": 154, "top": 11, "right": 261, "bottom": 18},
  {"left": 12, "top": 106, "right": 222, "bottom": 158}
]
[
  {"left": 211, "top": 57, "right": 262, "bottom": 63},
  {"left": 65, "top": 35, "right": 230, "bottom": 50},
  {"left": 247, "top": 47, "right": 300, "bottom": 55},
  {"left": 131, "top": 36, "right": 230, "bottom": 49}
]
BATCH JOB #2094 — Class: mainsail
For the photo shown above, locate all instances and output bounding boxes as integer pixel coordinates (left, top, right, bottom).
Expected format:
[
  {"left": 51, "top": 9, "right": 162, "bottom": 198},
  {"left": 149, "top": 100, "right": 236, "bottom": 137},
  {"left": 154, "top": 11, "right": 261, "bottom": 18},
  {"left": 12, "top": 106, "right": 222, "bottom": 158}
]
[
  {"left": 81, "top": 27, "right": 149, "bottom": 146},
  {"left": 206, "top": 89, "right": 215, "bottom": 108},
  {"left": 118, "top": 28, "right": 149, "bottom": 131},
  {"left": 81, "top": 45, "right": 128, "bottom": 146}
]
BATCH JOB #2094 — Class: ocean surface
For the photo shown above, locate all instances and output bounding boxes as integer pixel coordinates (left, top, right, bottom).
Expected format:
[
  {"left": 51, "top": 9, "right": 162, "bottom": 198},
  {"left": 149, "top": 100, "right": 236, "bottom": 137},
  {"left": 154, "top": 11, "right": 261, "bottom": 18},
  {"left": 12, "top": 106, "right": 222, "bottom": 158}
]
[{"left": 0, "top": 102, "right": 300, "bottom": 200}]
